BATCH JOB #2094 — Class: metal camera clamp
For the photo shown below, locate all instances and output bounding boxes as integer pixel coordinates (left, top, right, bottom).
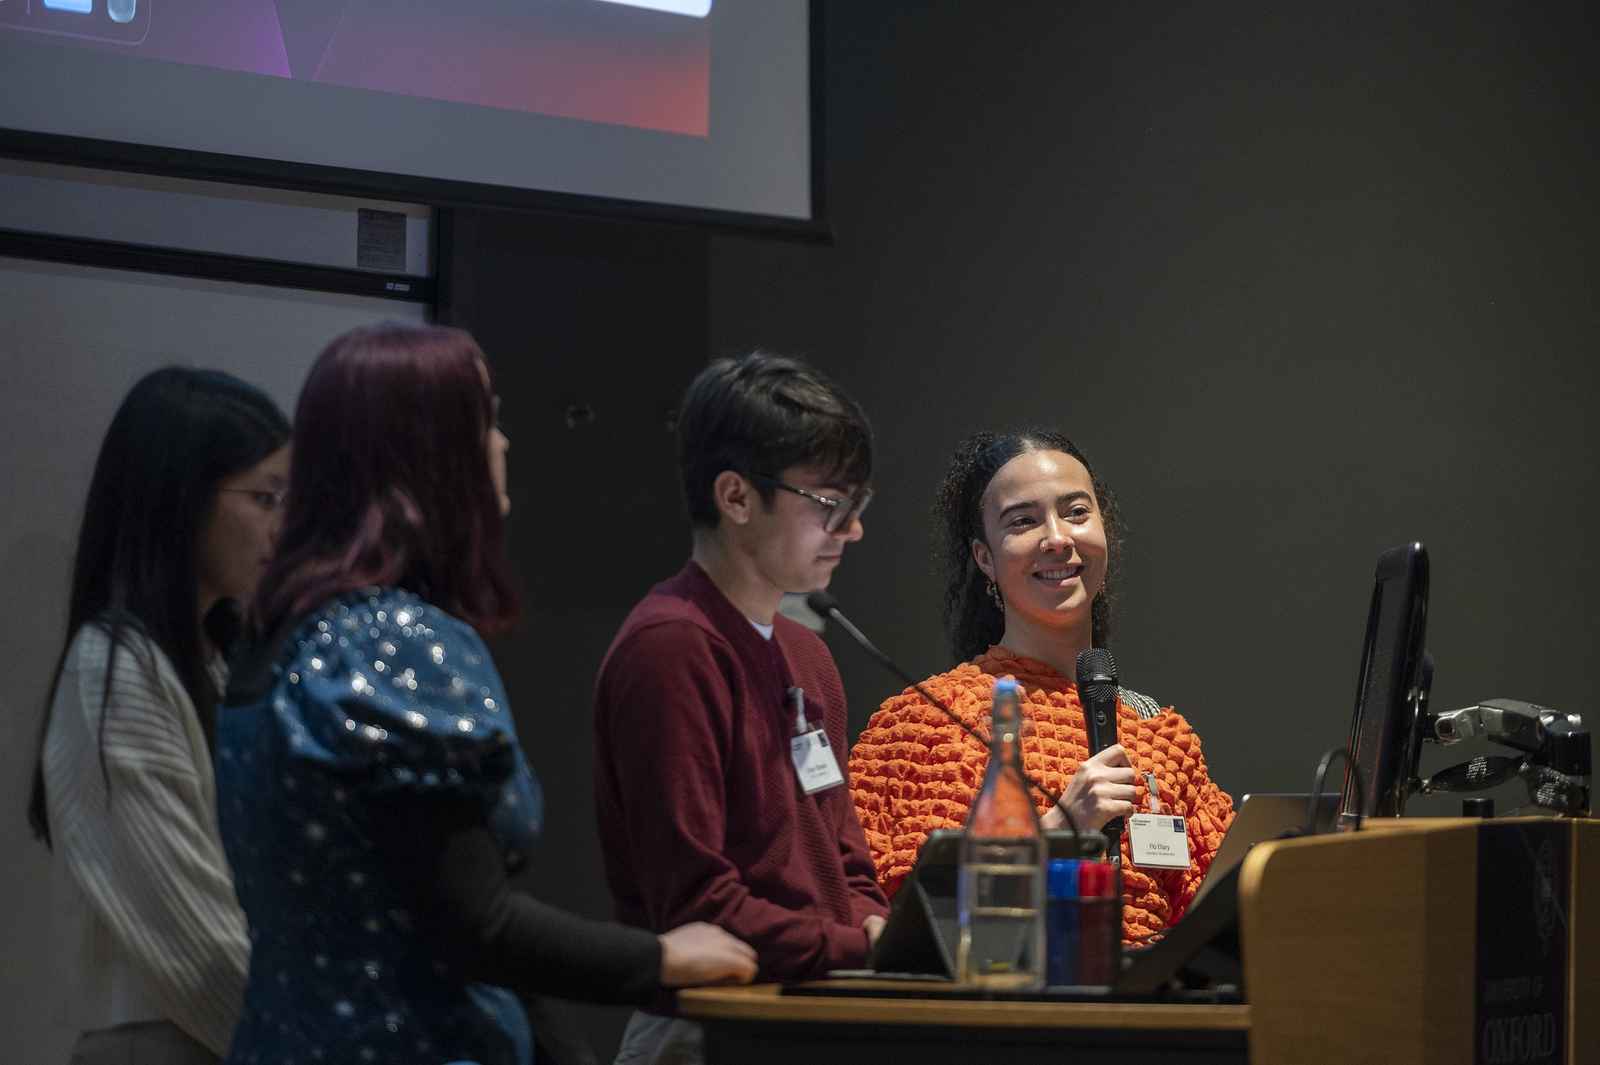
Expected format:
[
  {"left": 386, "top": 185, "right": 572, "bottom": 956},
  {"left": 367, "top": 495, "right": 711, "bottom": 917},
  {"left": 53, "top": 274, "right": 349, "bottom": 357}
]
[{"left": 1416, "top": 698, "right": 1592, "bottom": 817}]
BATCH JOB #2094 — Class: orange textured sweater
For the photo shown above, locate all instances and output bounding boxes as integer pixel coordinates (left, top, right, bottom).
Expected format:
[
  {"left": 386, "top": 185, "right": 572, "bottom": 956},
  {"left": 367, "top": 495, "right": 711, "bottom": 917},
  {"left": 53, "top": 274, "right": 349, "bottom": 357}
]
[{"left": 848, "top": 647, "right": 1234, "bottom": 943}]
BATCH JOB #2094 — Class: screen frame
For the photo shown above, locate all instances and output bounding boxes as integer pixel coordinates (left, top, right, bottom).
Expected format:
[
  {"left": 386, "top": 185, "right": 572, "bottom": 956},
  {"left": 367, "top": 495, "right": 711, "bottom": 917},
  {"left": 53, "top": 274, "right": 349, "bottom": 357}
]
[
  {"left": 0, "top": 1, "right": 828, "bottom": 241},
  {"left": 1340, "top": 541, "right": 1430, "bottom": 822}
]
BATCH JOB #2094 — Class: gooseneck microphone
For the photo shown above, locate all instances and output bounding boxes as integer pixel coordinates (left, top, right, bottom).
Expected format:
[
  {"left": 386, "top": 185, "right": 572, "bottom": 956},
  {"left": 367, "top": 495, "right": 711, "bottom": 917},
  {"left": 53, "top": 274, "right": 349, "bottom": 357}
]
[
  {"left": 1075, "top": 647, "right": 1123, "bottom": 860},
  {"left": 804, "top": 592, "right": 1074, "bottom": 833}
]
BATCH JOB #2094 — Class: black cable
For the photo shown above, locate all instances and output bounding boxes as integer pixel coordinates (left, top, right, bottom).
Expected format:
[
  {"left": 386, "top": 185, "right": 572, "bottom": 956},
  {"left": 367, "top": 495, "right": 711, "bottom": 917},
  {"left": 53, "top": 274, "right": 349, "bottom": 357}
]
[{"left": 1309, "top": 747, "right": 1362, "bottom": 834}]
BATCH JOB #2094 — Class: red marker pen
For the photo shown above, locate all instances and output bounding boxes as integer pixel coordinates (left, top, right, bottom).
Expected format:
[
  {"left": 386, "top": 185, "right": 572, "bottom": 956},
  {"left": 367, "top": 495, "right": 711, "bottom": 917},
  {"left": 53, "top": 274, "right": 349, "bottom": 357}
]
[{"left": 1077, "top": 860, "right": 1121, "bottom": 986}]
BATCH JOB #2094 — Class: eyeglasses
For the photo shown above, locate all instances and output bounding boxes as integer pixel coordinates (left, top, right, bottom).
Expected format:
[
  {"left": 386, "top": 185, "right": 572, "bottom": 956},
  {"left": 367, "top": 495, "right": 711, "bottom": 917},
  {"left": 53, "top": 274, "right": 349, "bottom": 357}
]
[
  {"left": 219, "top": 488, "right": 287, "bottom": 512},
  {"left": 750, "top": 474, "right": 873, "bottom": 533}
]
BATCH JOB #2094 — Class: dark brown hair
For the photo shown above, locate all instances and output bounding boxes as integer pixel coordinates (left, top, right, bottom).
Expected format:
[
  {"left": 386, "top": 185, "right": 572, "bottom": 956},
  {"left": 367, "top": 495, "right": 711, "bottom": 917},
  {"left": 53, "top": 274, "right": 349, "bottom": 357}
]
[{"left": 678, "top": 352, "right": 873, "bottom": 527}]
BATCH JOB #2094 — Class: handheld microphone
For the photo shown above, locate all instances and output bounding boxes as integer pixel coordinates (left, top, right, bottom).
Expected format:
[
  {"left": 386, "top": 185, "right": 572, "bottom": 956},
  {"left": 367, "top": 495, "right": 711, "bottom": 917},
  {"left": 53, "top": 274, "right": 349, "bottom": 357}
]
[
  {"left": 1075, "top": 648, "right": 1123, "bottom": 858},
  {"left": 803, "top": 591, "right": 1072, "bottom": 825}
]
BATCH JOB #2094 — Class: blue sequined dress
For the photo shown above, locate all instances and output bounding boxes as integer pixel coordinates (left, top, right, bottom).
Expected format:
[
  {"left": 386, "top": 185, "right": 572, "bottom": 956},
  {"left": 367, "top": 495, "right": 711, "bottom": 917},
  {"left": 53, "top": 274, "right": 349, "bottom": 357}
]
[{"left": 217, "top": 589, "right": 543, "bottom": 1065}]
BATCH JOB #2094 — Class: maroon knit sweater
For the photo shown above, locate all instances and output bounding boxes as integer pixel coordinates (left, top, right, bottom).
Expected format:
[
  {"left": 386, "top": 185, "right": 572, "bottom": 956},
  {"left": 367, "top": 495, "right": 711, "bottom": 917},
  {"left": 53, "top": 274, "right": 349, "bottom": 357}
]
[{"left": 593, "top": 563, "right": 888, "bottom": 983}]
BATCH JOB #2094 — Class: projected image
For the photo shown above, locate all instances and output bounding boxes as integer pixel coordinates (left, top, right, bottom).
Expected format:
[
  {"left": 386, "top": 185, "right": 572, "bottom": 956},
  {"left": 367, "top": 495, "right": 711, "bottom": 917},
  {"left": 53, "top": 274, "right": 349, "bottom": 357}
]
[
  {"left": 0, "top": 0, "right": 710, "bottom": 136},
  {"left": 1, "top": 0, "right": 151, "bottom": 43}
]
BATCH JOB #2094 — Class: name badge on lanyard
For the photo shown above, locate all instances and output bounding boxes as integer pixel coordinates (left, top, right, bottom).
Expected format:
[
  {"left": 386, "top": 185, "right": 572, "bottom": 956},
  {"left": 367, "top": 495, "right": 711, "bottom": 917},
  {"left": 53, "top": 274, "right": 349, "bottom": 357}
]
[
  {"left": 787, "top": 686, "right": 844, "bottom": 795},
  {"left": 1127, "top": 771, "right": 1189, "bottom": 869}
]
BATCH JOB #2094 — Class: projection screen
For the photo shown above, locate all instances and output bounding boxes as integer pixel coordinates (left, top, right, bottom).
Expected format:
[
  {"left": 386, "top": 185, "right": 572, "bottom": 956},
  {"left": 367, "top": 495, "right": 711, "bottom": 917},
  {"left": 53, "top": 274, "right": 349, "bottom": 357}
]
[{"left": 0, "top": 0, "right": 817, "bottom": 230}]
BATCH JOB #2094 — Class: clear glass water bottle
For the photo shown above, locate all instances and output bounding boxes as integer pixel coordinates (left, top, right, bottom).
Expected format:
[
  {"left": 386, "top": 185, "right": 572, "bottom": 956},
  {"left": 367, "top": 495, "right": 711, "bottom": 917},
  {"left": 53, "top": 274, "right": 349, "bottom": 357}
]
[{"left": 956, "top": 676, "right": 1045, "bottom": 988}]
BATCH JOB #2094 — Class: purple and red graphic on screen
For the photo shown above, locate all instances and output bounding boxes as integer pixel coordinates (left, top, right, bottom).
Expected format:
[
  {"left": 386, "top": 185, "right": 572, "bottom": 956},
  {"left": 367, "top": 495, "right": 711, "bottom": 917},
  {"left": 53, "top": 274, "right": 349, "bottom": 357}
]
[{"left": 0, "top": 0, "right": 710, "bottom": 137}]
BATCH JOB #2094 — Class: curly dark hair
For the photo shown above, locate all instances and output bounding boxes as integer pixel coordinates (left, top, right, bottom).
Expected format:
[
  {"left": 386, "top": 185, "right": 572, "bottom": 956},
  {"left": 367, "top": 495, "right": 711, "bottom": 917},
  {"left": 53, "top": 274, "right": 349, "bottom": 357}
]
[{"left": 936, "top": 429, "right": 1123, "bottom": 662}]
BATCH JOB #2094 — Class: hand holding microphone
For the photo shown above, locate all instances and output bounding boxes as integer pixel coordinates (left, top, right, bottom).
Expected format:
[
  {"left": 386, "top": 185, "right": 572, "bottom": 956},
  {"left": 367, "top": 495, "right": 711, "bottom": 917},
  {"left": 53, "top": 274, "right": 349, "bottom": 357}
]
[
  {"left": 806, "top": 589, "right": 1149, "bottom": 872},
  {"left": 1046, "top": 744, "right": 1138, "bottom": 831},
  {"left": 1074, "top": 648, "right": 1133, "bottom": 855}
]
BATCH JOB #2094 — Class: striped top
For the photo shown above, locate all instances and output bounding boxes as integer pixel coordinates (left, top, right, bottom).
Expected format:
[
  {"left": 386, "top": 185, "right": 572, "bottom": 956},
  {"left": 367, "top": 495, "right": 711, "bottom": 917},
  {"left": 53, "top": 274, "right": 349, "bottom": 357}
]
[{"left": 43, "top": 622, "right": 249, "bottom": 1056}]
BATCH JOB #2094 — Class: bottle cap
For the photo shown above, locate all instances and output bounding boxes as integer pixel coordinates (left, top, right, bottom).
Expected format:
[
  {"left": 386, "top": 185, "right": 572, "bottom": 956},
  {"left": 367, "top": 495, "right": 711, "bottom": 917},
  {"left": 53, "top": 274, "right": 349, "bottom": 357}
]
[
  {"left": 1048, "top": 859, "right": 1081, "bottom": 899},
  {"left": 993, "top": 676, "right": 1021, "bottom": 698},
  {"left": 1078, "top": 861, "right": 1116, "bottom": 898}
]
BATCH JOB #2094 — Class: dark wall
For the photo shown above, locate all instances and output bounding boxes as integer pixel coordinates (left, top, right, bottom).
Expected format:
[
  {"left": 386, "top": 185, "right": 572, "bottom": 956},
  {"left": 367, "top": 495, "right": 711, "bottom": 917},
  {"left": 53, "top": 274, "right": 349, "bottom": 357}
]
[
  {"left": 449, "top": 2, "right": 1595, "bottom": 1057},
  {"left": 442, "top": 209, "right": 708, "bottom": 1057},
  {"left": 712, "top": 1, "right": 1597, "bottom": 806}
]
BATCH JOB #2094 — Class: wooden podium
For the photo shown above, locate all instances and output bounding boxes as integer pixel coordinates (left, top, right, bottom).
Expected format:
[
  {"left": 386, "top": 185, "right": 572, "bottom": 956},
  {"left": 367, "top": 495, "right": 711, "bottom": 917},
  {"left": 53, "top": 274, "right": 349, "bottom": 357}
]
[
  {"left": 1243, "top": 816, "right": 1595, "bottom": 1065},
  {"left": 679, "top": 818, "right": 1598, "bottom": 1065}
]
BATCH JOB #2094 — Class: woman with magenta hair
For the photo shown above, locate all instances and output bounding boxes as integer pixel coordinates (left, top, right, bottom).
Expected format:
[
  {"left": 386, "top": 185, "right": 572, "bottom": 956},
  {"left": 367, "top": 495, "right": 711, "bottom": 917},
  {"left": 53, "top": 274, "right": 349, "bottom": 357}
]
[
  {"left": 217, "top": 323, "right": 754, "bottom": 1065},
  {"left": 848, "top": 429, "right": 1234, "bottom": 944},
  {"left": 31, "top": 367, "right": 289, "bottom": 1064}
]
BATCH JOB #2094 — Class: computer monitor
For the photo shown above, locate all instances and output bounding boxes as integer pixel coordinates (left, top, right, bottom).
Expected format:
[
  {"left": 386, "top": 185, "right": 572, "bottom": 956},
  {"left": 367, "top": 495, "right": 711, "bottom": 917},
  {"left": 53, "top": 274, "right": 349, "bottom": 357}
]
[{"left": 1340, "top": 542, "right": 1431, "bottom": 822}]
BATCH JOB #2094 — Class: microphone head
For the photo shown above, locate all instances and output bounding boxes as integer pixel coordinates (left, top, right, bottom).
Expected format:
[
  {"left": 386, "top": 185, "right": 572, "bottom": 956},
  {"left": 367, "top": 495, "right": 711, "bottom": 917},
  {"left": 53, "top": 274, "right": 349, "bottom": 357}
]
[
  {"left": 1076, "top": 647, "right": 1120, "bottom": 756},
  {"left": 804, "top": 591, "right": 841, "bottom": 618},
  {"left": 1075, "top": 647, "right": 1119, "bottom": 690}
]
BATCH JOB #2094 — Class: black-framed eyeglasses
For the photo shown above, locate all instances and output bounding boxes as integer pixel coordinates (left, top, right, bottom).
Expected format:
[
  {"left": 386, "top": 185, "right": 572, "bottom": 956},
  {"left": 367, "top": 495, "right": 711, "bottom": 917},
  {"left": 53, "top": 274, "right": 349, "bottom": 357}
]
[
  {"left": 750, "top": 474, "right": 873, "bottom": 533},
  {"left": 219, "top": 487, "right": 287, "bottom": 512}
]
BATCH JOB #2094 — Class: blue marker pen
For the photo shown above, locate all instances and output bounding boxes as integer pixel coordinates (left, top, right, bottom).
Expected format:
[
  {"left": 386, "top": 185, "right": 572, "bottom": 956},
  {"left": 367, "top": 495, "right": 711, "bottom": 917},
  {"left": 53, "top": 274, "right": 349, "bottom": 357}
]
[{"left": 1046, "top": 858, "right": 1080, "bottom": 986}]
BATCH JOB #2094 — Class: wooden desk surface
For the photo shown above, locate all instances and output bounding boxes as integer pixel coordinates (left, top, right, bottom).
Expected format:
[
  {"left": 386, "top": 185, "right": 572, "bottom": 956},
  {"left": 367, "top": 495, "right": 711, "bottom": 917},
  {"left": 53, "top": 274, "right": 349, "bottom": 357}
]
[
  {"left": 683, "top": 821, "right": 1598, "bottom": 1065},
  {"left": 677, "top": 982, "right": 1251, "bottom": 1031}
]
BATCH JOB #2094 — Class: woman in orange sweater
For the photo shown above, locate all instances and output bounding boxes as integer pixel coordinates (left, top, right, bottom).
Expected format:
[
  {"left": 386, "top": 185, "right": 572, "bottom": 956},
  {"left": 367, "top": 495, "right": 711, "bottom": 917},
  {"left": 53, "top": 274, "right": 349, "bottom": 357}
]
[{"left": 848, "top": 429, "right": 1234, "bottom": 942}]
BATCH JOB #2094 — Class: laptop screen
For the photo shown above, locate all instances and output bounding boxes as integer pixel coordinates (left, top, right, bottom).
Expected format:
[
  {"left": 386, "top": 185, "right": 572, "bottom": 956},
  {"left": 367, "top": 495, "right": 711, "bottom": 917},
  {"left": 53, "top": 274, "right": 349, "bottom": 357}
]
[{"left": 1187, "top": 792, "right": 1339, "bottom": 909}]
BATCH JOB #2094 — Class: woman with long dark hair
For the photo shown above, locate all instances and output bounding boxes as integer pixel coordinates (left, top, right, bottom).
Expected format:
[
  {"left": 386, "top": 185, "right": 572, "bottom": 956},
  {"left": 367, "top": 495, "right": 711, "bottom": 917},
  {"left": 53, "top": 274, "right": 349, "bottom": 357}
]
[
  {"left": 218, "top": 323, "right": 754, "bottom": 1065},
  {"left": 31, "top": 367, "right": 291, "bottom": 1063},
  {"left": 848, "top": 429, "right": 1234, "bottom": 943}
]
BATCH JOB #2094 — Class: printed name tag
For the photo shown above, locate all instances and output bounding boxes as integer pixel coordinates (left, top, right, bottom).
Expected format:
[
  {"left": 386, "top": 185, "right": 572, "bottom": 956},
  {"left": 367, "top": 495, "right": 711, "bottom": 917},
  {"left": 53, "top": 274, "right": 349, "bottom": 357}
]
[
  {"left": 1128, "top": 813, "right": 1190, "bottom": 869},
  {"left": 789, "top": 728, "right": 845, "bottom": 794}
]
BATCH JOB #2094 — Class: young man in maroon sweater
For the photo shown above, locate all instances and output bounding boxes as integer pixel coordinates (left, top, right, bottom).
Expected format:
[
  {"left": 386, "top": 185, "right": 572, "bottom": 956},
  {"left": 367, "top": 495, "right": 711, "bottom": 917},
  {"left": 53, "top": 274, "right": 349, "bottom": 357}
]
[{"left": 594, "top": 352, "right": 889, "bottom": 1064}]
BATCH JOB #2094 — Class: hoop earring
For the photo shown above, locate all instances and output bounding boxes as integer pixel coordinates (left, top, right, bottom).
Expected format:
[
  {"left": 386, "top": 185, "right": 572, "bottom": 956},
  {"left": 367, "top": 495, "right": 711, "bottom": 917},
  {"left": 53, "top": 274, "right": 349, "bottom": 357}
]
[{"left": 986, "top": 579, "right": 1004, "bottom": 612}]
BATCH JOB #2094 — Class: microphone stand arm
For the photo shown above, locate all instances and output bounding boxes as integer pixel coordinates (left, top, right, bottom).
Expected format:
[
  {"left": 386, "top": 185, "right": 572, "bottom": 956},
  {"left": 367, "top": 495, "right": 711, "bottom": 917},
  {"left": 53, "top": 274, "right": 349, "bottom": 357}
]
[{"left": 813, "top": 602, "right": 1069, "bottom": 814}]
